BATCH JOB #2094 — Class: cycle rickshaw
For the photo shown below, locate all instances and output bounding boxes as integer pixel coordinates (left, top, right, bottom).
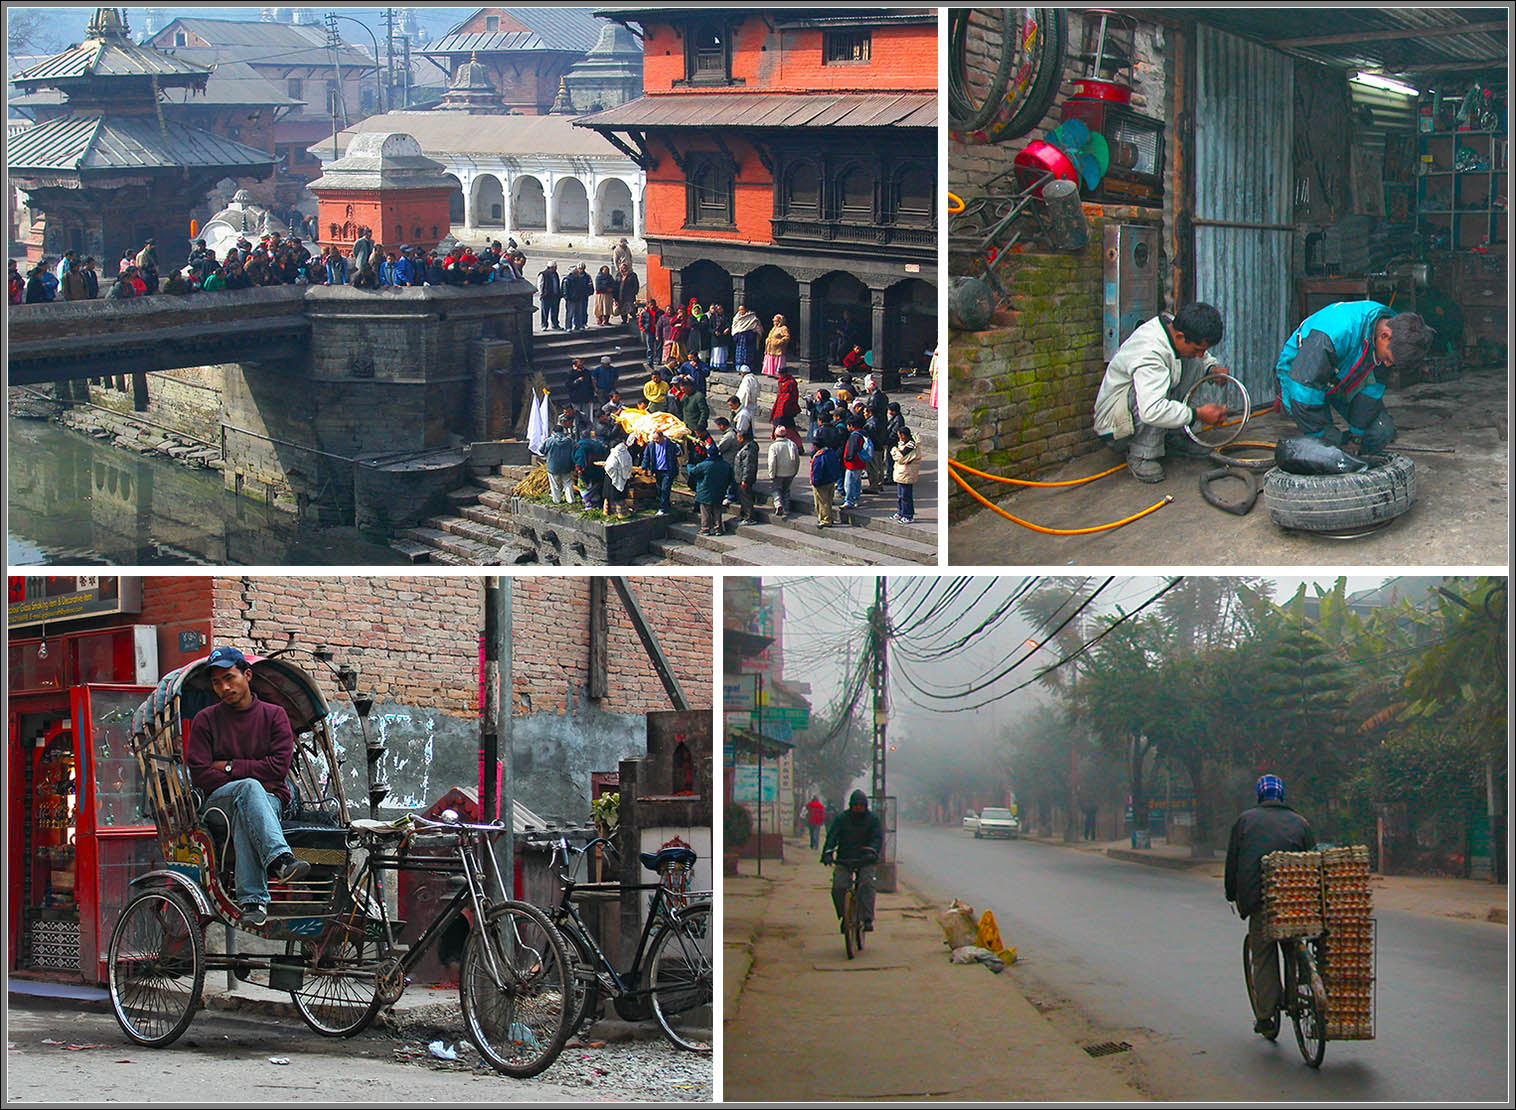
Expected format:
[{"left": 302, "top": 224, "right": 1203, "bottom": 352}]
[{"left": 110, "top": 648, "right": 575, "bottom": 1077}]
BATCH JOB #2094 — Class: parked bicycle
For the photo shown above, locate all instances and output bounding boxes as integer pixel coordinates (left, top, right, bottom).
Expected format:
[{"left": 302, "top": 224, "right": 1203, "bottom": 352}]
[
  {"left": 826, "top": 846, "right": 878, "bottom": 960},
  {"left": 544, "top": 835, "right": 713, "bottom": 1053},
  {"left": 1244, "top": 931, "right": 1328, "bottom": 1068},
  {"left": 111, "top": 650, "right": 575, "bottom": 1078}
]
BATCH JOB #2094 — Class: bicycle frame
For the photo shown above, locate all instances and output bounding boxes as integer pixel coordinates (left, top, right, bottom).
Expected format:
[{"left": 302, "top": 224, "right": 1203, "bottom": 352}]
[{"left": 548, "top": 836, "right": 704, "bottom": 1004}]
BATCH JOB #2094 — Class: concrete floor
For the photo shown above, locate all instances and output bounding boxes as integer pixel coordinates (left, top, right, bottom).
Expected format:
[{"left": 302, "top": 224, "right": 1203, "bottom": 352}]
[{"left": 950, "top": 366, "right": 1508, "bottom": 567}]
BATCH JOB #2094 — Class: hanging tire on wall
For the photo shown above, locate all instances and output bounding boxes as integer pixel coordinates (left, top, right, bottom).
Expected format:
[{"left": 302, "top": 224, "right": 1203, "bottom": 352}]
[
  {"left": 949, "top": 276, "right": 997, "bottom": 332},
  {"left": 1262, "top": 453, "right": 1417, "bottom": 533}
]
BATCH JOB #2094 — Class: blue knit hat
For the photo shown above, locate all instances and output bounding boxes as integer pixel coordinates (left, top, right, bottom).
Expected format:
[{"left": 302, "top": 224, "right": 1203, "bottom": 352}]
[{"left": 1256, "top": 774, "right": 1285, "bottom": 802}]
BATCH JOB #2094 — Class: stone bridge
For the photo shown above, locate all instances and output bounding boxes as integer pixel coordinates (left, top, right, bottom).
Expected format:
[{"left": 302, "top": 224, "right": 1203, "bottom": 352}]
[{"left": 8, "top": 282, "right": 536, "bottom": 529}]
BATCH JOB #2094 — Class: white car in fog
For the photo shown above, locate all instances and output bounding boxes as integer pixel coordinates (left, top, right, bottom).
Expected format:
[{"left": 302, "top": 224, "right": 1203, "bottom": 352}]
[{"left": 975, "top": 806, "right": 1020, "bottom": 839}]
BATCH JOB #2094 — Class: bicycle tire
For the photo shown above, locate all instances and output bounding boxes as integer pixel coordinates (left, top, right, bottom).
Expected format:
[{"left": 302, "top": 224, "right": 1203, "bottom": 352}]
[
  {"left": 460, "top": 902, "right": 574, "bottom": 1078},
  {"left": 1242, "top": 933, "right": 1279, "bottom": 1041},
  {"left": 286, "top": 936, "right": 383, "bottom": 1037},
  {"left": 1290, "top": 942, "right": 1327, "bottom": 1068},
  {"left": 647, "top": 902, "right": 713, "bottom": 1053},
  {"left": 843, "top": 888, "right": 857, "bottom": 959},
  {"left": 949, "top": 9, "right": 1016, "bottom": 132},
  {"left": 108, "top": 887, "right": 205, "bottom": 1048},
  {"left": 980, "top": 9, "right": 1067, "bottom": 144},
  {"left": 560, "top": 922, "right": 603, "bottom": 1036}
]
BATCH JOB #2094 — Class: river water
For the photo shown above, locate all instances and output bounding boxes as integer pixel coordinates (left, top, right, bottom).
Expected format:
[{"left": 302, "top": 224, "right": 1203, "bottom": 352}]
[{"left": 8, "top": 417, "right": 409, "bottom": 566}]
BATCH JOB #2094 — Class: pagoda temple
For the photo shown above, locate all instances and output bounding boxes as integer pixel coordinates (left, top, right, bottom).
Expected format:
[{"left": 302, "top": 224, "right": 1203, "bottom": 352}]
[{"left": 7, "top": 8, "right": 277, "bottom": 275}]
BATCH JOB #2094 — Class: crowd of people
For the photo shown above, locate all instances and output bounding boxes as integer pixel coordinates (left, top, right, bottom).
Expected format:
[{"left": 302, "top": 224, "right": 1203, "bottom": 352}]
[
  {"left": 538, "top": 298, "right": 924, "bottom": 532},
  {"left": 9, "top": 227, "right": 535, "bottom": 304}
]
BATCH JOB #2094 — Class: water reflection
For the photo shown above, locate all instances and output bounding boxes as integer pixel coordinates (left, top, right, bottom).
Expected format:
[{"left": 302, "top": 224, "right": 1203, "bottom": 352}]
[{"left": 8, "top": 418, "right": 409, "bottom": 566}]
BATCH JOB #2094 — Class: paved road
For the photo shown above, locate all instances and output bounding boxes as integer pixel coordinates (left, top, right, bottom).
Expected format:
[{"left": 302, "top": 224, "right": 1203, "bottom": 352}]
[{"left": 897, "top": 822, "right": 1509, "bottom": 1103}]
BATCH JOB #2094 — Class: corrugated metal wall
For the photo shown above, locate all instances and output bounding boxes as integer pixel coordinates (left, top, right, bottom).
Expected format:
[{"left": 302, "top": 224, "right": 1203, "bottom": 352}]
[{"left": 1193, "top": 26, "right": 1295, "bottom": 404}]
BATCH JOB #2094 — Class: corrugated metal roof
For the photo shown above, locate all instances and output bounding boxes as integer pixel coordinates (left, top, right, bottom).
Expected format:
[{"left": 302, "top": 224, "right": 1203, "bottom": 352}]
[
  {"left": 576, "top": 92, "right": 936, "bottom": 131},
  {"left": 15, "top": 34, "right": 210, "bottom": 88},
  {"left": 7, "top": 113, "right": 277, "bottom": 173},
  {"left": 429, "top": 8, "right": 604, "bottom": 54},
  {"left": 12, "top": 61, "right": 302, "bottom": 109},
  {"left": 152, "top": 17, "right": 329, "bottom": 50},
  {"left": 315, "top": 110, "right": 629, "bottom": 160},
  {"left": 422, "top": 32, "right": 554, "bottom": 55},
  {"left": 1192, "top": 9, "right": 1506, "bottom": 80}
]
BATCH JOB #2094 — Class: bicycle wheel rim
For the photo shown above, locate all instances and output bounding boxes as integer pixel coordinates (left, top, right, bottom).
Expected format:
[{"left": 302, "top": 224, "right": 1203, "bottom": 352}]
[
  {"left": 287, "top": 936, "right": 382, "bottom": 1037},
  {"left": 949, "top": 9, "right": 1014, "bottom": 133},
  {"left": 1291, "top": 952, "right": 1326, "bottom": 1067},
  {"left": 561, "top": 923, "right": 603, "bottom": 1036},
  {"left": 460, "top": 903, "right": 573, "bottom": 1078},
  {"left": 109, "top": 888, "right": 205, "bottom": 1048},
  {"left": 648, "top": 903, "right": 713, "bottom": 1053},
  {"left": 981, "top": 9, "right": 1067, "bottom": 143}
]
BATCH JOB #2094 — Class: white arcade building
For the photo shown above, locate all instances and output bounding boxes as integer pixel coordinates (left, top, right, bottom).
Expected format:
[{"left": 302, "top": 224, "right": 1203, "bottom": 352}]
[{"left": 313, "top": 111, "right": 644, "bottom": 252}]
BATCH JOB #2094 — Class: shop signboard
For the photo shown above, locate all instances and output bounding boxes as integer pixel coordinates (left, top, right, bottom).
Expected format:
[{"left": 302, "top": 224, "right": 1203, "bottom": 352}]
[
  {"left": 8, "top": 576, "right": 141, "bottom": 629},
  {"left": 731, "top": 765, "right": 779, "bottom": 803}
]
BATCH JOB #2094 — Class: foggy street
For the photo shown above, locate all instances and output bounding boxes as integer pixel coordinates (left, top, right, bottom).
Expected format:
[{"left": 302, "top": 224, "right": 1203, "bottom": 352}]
[{"left": 897, "top": 822, "right": 1509, "bottom": 1103}]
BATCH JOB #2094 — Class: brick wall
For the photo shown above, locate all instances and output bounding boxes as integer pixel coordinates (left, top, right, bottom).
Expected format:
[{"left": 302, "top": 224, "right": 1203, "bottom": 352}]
[
  {"left": 950, "top": 13, "right": 1173, "bottom": 520},
  {"left": 138, "top": 577, "right": 214, "bottom": 676},
  {"left": 209, "top": 575, "right": 713, "bottom": 720}
]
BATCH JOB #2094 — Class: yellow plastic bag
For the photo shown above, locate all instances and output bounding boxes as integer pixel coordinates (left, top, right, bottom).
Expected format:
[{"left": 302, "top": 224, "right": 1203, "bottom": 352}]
[{"left": 977, "top": 910, "right": 1016, "bottom": 964}]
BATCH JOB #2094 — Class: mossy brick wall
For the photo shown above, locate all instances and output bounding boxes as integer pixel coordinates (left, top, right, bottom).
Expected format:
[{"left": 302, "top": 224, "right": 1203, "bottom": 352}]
[{"left": 948, "top": 220, "right": 1107, "bottom": 520}]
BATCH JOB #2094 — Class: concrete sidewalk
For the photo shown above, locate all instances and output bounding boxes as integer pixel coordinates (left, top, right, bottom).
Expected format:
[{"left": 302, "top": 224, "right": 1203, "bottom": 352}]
[
  {"left": 723, "top": 840, "right": 1146, "bottom": 1102},
  {"left": 1015, "top": 831, "right": 1509, "bottom": 925}
]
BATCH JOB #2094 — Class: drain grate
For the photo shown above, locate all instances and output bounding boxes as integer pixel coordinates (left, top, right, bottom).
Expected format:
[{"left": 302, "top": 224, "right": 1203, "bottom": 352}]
[{"left": 1082, "top": 1041, "right": 1132, "bottom": 1058}]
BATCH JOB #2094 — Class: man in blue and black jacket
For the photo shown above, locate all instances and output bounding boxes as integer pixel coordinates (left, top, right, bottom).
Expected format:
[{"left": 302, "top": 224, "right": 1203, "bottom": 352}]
[{"left": 1275, "top": 301, "right": 1433, "bottom": 455}]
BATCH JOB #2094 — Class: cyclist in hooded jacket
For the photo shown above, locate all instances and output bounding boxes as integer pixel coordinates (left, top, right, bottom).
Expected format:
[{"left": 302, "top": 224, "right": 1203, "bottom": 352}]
[{"left": 822, "top": 790, "right": 885, "bottom": 932}]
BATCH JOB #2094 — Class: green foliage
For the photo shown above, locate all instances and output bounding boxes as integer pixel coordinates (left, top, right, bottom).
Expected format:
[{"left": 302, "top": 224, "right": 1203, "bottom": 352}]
[
  {"left": 590, "top": 792, "right": 619, "bottom": 831},
  {"left": 724, "top": 802, "right": 752, "bottom": 848}
]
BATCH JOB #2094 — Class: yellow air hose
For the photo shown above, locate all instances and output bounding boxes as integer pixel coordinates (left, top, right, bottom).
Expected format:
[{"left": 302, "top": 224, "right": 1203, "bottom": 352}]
[
  {"left": 948, "top": 458, "right": 1126, "bottom": 487},
  {"left": 949, "top": 462, "right": 1173, "bottom": 536}
]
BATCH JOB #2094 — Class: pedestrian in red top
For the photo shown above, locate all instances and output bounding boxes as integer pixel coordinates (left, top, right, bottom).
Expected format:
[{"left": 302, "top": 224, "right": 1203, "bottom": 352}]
[
  {"left": 771, "top": 365, "right": 800, "bottom": 428},
  {"left": 805, "top": 796, "right": 826, "bottom": 849}
]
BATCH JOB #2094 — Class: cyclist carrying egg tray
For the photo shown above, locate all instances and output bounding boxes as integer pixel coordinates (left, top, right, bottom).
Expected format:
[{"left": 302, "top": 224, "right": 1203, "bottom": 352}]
[
  {"left": 821, "top": 790, "right": 885, "bottom": 932},
  {"left": 1225, "top": 775, "right": 1316, "bottom": 1034}
]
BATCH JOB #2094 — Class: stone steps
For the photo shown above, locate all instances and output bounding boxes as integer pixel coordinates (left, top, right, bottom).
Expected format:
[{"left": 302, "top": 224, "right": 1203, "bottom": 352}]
[{"left": 655, "top": 521, "right": 874, "bottom": 567}]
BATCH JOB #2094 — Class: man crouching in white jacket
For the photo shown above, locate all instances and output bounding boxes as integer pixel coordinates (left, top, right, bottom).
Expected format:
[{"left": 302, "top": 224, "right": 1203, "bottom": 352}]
[{"left": 1092, "top": 302, "right": 1231, "bottom": 483}]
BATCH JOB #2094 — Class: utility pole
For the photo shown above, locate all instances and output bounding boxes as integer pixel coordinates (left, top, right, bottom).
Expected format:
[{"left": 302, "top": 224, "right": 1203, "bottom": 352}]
[
  {"left": 382, "top": 8, "right": 395, "bottom": 114},
  {"left": 482, "top": 577, "right": 514, "bottom": 899},
  {"left": 871, "top": 576, "right": 896, "bottom": 892}
]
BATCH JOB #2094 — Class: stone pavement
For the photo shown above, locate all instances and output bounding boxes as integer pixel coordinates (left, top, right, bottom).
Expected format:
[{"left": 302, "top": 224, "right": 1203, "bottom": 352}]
[{"left": 722, "top": 840, "right": 1146, "bottom": 1103}]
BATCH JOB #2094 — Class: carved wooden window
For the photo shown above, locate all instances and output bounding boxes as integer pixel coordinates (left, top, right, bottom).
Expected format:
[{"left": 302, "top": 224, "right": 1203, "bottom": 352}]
[
  {"left": 895, "top": 164, "right": 933, "bottom": 226},
  {"left": 686, "top": 154, "right": 734, "bottom": 228},
  {"left": 824, "top": 31, "right": 871, "bottom": 64},
  {"left": 837, "top": 165, "right": 875, "bottom": 223},
  {"left": 685, "top": 22, "right": 732, "bottom": 85},
  {"left": 785, "top": 162, "right": 822, "bottom": 219}
]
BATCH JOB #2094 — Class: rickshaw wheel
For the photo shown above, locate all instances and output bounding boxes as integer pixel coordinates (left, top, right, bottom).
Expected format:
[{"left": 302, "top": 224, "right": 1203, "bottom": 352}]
[
  {"left": 109, "top": 887, "right": 206, "bottom": 1047},
  {"left": 285, "top": 936, "right": 384, "bottom": 1037}
]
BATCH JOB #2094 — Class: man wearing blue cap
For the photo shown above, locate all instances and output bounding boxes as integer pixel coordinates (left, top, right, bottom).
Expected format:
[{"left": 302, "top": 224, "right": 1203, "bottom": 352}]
[
  {"left": 1225, "top": 774, "right": 1316, "bottom": 1034},
  {"left": 185, "top": 646, "right": 311, "bottom": 928}
]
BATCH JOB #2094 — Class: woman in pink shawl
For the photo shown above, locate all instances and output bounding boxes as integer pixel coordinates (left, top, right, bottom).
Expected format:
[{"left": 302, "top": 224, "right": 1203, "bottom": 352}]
[{"left": 762, "top": 313, "right": 790, "bottom": 377}]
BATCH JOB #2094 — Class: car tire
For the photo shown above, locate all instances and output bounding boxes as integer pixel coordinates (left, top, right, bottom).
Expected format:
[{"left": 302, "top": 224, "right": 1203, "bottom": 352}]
[{"left": 1262, "top": 453, "right": 1416, "bottom": 533}]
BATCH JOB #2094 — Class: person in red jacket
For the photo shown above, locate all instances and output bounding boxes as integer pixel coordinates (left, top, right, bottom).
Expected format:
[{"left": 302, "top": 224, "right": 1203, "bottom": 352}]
[
  {"left": 805, "top": 796, "right": 827, "bottom": 849},
  {"left": 771, "top": 365, "right": 800, "bottom": 429},
  {"left": 184, "top": 646, "right": 311, "bottom": 928}
]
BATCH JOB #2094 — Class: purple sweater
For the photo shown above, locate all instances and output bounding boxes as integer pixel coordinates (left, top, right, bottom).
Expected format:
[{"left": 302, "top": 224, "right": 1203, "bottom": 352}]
[{"left": 185, "top": 696, "right": 295, "bottom": 805}]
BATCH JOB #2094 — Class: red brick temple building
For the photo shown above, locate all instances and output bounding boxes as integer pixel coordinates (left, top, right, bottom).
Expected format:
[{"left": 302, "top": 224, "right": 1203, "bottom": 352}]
[
  {"left": 578, "top": 8, "right": 938, "bottom": 379},
  {"left": 7, "top": 8, "right": 276, "bottom": 276}
]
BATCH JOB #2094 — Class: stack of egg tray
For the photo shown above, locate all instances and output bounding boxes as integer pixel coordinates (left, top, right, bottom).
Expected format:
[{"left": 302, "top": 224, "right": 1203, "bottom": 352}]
[
  {"left": 1321, "top": 845, "right": 1375, "bottom": 1040},
  {"left": 1260, "top": 850, "right": 1324, "bottom": 940}
]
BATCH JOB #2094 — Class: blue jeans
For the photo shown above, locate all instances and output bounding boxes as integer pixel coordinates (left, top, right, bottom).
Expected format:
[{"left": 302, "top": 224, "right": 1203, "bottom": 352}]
[
  {"left": 897, "top": 482, "right": 914, "bottom": 521},
  {"left": 203, "top": 779, "right": 292, "bottom": 907},
  {"left": 842, "top": 468, "right": 863, "bottom": 506},
  {"left": 655, "top": 468, "right": 674, "bottom": 512}
]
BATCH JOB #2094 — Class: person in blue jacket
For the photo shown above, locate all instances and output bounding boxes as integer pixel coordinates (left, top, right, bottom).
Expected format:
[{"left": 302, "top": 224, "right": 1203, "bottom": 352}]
[{"left": 1275, "top": 301, "right": 1433, "bottom": 455}]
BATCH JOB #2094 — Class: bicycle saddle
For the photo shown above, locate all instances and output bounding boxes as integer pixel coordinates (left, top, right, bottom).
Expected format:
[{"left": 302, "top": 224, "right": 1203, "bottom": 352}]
[{"left": 640, "top": 846, "right": 697, "bottom": 872}]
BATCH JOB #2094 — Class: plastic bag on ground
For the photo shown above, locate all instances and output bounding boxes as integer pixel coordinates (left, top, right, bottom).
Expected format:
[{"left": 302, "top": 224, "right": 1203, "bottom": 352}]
[
  {"left": 950, "top": 944, "right": 1007, "bottom": 974},
  {"left": 937, "top": 899, "right": 979, "bottom": 949}
]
